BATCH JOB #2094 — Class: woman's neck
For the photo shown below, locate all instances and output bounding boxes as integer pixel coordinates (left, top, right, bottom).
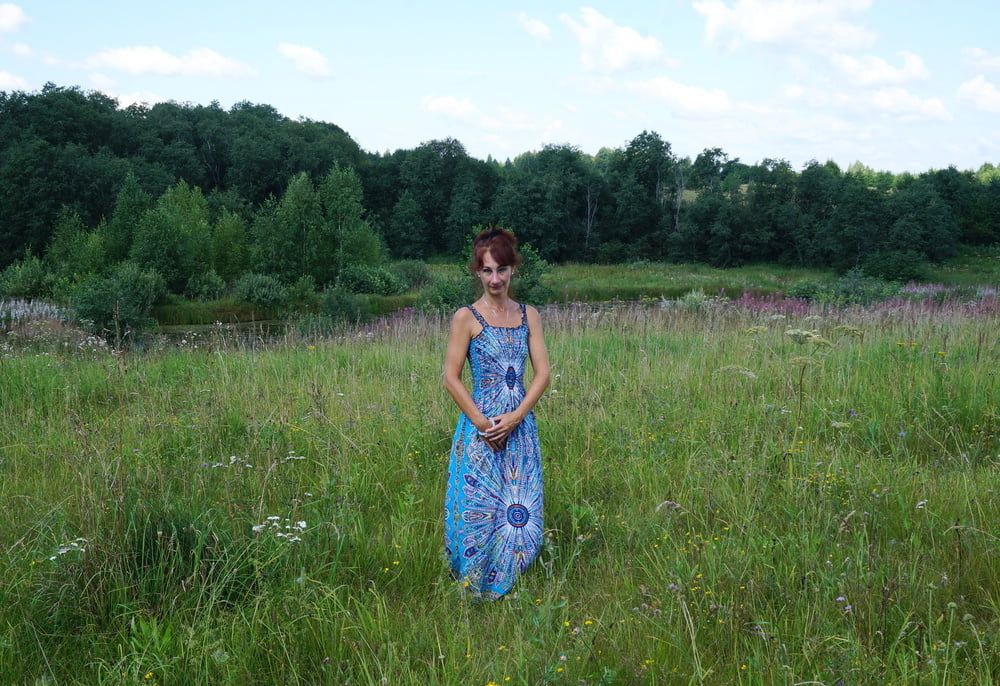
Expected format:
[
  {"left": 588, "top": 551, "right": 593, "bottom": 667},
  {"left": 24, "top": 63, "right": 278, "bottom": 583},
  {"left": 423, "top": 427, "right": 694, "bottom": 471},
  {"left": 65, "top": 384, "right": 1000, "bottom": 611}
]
[{"left": 480, "top": 293, "right": 512, "bottom": 311}]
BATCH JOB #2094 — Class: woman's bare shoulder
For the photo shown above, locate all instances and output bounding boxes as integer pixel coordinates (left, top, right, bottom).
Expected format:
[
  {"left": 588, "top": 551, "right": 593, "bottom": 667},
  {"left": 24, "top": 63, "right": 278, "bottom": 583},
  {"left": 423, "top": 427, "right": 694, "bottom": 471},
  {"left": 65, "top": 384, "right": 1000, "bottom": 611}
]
[{"left": 451, "top": 306, "right": 473, "bottom": 323}]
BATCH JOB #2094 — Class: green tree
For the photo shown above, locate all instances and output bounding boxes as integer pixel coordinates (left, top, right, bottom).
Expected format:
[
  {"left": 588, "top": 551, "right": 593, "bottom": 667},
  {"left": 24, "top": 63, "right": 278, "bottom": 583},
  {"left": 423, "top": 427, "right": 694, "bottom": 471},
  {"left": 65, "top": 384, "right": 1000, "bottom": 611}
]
[
  {"left": 105, "top": 170, "right": 151, "bottom": 262},
  {"left": 130, "top": 181, "right": 211, "bottom": 292},
  {"left": 211, "top": 210, "right": 249, "bottom": 283},
  {"left": 45, "top": 207, "right": 106, "bottom": 285},
  {"left": 387, "top": 190, "right": 430, "bottom": 259}
]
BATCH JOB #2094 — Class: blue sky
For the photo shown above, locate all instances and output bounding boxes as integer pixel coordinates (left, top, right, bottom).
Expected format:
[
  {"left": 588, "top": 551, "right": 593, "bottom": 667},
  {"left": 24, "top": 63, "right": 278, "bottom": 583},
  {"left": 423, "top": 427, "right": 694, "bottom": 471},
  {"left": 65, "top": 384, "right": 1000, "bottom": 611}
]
[{"left": 1, "top": 1, "right": 998, "bottom": 172}]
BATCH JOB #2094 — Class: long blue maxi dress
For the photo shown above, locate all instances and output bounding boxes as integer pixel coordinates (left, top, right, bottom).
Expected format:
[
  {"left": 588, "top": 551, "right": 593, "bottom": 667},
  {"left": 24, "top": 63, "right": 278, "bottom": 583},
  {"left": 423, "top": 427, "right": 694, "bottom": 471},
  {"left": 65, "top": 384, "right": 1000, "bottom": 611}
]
[{"left": 444, "top": 302, "right": 544, "bottom": 599}]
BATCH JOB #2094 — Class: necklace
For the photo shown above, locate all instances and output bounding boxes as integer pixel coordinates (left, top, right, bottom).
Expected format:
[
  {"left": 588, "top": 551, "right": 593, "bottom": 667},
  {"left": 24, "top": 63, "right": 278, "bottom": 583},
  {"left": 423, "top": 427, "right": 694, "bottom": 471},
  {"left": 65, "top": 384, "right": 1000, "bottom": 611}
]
[{"left": 482, "top": 299, "right": 515, "bottom": 343}]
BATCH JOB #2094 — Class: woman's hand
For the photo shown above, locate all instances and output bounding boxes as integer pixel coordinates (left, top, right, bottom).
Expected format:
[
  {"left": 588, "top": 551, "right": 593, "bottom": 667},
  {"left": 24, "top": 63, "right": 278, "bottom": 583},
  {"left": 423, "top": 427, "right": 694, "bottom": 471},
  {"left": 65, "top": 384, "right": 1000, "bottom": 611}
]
[{"left": 482, "top": 411, "right": 524, "bottom": 450}]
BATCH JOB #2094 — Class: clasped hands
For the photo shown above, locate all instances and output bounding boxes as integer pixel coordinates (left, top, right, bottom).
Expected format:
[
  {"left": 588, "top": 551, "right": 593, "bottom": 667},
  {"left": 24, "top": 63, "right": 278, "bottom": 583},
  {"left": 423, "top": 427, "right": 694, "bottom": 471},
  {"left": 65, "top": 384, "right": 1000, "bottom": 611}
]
[{"left": 475, "top": 411, "right": 523, "bottom": 452}]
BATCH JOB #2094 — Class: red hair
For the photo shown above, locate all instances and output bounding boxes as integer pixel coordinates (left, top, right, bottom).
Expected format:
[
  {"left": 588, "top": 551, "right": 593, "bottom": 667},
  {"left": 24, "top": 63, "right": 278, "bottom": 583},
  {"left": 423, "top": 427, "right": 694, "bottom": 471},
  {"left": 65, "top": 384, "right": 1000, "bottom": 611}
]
[{"left": 469, "top": 226, "right": 522, "bottom": 274}]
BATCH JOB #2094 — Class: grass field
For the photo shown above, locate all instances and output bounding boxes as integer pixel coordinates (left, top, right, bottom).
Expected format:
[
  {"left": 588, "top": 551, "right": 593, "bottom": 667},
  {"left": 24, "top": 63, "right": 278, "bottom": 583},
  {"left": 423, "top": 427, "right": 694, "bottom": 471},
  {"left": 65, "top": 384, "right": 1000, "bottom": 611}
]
[{"left": 2, "top": 295, "right": 999, "bottom": 684}]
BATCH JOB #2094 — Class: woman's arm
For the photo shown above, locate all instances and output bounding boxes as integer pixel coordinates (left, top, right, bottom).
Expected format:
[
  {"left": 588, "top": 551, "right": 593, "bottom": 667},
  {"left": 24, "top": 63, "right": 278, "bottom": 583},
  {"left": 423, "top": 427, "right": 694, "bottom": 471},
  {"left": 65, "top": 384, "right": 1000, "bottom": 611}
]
[
  {"left": 442, "top": 308, "right": 493, "bottom": 433},
  {"left": 483, "top": 305, "right": 550, "bottom": 443}
]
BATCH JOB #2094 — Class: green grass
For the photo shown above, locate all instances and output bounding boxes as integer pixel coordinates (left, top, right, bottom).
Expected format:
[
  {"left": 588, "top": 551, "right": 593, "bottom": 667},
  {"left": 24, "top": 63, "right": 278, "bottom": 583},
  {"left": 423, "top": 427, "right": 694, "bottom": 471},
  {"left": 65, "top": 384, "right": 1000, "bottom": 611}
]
[
  {"left": 3, "top": 301, "right": 999, "bottom": 684},
  {"left": 544, "top": 262, "right": 833, "bottom": 302},
  {"left": 928, "top": 246, "right": 1000, "bottom": 286}
]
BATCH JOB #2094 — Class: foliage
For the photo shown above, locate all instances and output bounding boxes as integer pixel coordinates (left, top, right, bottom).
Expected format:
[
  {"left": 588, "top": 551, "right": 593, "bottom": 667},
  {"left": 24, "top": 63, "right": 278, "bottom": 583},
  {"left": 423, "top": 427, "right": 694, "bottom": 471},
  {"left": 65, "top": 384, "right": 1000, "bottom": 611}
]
[
  {"left": 786, "top": 267, "right": 902, "bottom": 305},
  {"left": 391, "top": 259, "right": 432, "bottom": 290},
  {"left": 210, "top": 210, "right": 249, "bottom": 284},
  {"left": 45, "top": 208, "right": 106, "bottom": 284},
  {"left": 386, "top": 190, "right": 429, "bottom": 259},
  {"left": 340, "top": 223, "right": 385, "bottom": 269},
  {"left": 71, "top": 261, "right": 166, "bottom": 335},
  {"left": 417, "top": 268, "right": 477, "bottom": 313},
  {"left": 0, "top": 251, "right": 49, "bottom": 298},
  {"left": 184, "top": 269, "right": 227, "bottom": 301},
  {"left": 129, "top": 181, "right": 211, "bottom": 292},
  {"left": 319, "top": 285, "right": 372, "bottom": 323},
  {"left": 287, "top": 275, "right": 320, "bottom": 311},
  {"left": 510, "top": 241, "right": 552, "bottom": 304},
  {"left": 861, "top": 250, "right": 931, "bottom": 282},
  {"left": 233, "top": 272, "right": 289, "bottom": 311},
  {"left": 338, "top": 264, "right": 406, "bottom": 296},
  {"left": 2, "top": 82, "right": 999, "bottom": 295}
]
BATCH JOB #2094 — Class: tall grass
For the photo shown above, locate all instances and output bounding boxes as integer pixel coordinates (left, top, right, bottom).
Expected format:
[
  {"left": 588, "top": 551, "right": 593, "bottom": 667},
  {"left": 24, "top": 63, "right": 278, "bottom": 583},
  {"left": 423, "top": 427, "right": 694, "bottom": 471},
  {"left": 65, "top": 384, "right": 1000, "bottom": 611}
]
[{"left": 1, "top": 299, "right": 998, "bottom": 684}]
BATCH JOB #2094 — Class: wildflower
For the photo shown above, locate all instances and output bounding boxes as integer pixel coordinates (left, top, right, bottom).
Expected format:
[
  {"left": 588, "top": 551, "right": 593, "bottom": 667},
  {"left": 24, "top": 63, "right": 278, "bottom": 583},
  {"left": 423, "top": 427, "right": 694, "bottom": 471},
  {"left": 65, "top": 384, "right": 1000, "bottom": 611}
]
[{"left": 915, "top": 500, "right": 928, "bottom": 509}]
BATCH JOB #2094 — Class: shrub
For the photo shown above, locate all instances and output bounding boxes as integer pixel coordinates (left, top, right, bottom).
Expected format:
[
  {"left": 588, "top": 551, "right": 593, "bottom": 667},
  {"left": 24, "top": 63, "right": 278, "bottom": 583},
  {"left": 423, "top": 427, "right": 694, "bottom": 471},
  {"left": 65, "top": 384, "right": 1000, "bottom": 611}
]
[
  {"left": 511, "top": 242, "right": 552, "bottom": 304},
  {"left": 288, "top": 275, "right": 320, "bottom": 311},
  {"left": 861, "top": 250, "right": 931, "bottom": 282},
  {"left": 338, "top": 264, "right": 406, "bottom": 296},
  {"left": 0, "top": 251, "right": 49, "bottom": 298},
  {"left": 592, "top": 241, "right": 634, "bottom": 264},
  {"left": 417, "top": 270, "right": 476, "bottom": 313},
  {"left": 72, "top": 262, "right": 166, "bottom": 336},
  {"left": 320, "top": 286, "right": 372, "bottom": 323},
  {"left": 184, "top": 270, "right": 226, "bottom": 301},
  {"left": 233, "top": 273, "right": 289, "bottom": 311},
  {"left": 785, "top": 279, "right": 831, "bottom": 301},
  {"left": 391, "top": 260, "right": 432, "bottom": 290},
  {"left": 823, "top": 267, "right": 901, "bottom": 305}
]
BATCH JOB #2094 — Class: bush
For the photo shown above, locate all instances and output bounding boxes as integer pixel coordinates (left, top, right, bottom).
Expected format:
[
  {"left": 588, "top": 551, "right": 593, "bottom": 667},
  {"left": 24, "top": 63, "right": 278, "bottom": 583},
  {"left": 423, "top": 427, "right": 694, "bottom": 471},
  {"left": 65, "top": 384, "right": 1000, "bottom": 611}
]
[
  {"left": 417, "top": 270, "right": 476, "bottom": 313},
  {"left": 338, "top": 264, "right": 406, "bottom": 296},
  {"left": 0, "top": 252, "right": 49, "bottom": 298},
  {"left": 233, "top": 273, "right": 289, "bottom": 311},
  {"left": 184, "top": 269, "right": 226, "bottom": 301},
  {"left": 288, "top": 275, "right": 319, "bottom": 311},
  {"left": 592, "top": 241, "right": 634, "bottom": 264},
  {"left": 391, "top": 260, "right": 432, "bottom": 290},
  {"left": 320, "top": 286, "right": 372, "bottom": 323},
  {"left": 72, "top": 262, "right": 166, "bottom": 336},
  {"left": 785, "top": 279, "right": 830, "bottom": 301},
  {"left": 822, "top": 268, "right": 901, "bottom": 305},
  {"left": 511, "top": 242, "right": 552, "bottom": 304},
  {"left": 861, "top": 250, "right": 931, "bottom": 282}
]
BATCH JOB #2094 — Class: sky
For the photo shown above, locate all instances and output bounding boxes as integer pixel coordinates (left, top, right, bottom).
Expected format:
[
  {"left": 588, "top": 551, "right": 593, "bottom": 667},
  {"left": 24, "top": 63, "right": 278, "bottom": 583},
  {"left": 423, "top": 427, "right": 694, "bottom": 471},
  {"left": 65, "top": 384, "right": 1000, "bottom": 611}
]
[{"left": 1, "top": 0, "right": 999, "bottom": 172}]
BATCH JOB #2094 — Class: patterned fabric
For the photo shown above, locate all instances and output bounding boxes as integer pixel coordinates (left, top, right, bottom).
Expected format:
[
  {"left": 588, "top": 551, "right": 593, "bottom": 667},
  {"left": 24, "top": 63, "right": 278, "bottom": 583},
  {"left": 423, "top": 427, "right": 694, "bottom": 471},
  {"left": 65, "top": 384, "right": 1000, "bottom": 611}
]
[{"left": 444, "top": 302, "right": 544, "bottom": 599}]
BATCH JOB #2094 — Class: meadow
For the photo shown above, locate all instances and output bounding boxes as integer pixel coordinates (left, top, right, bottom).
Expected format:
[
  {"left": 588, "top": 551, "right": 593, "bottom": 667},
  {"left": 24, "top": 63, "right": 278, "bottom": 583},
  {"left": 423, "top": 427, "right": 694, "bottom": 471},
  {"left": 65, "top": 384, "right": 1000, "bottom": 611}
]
[{"left": 1, "top": 290, "right": 1000, "bottom": 684}]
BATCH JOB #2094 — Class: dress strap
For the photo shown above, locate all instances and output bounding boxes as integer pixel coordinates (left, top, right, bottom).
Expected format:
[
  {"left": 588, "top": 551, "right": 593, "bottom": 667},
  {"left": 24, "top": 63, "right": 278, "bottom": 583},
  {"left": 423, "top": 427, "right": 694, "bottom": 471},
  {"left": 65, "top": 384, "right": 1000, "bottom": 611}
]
[
  {"left": 467, "top": 304, "right": 489, "bottom": 328},
  {"left": 519, "top": 302, "right": 527, "bottom": 327}
]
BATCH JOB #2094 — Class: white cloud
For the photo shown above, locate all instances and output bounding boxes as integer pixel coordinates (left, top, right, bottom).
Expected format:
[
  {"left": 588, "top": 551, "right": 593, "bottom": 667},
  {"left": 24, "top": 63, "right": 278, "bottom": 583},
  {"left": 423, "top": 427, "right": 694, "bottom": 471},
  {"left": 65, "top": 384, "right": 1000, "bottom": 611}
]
[
  {"left": 422, "top": 95, "right": 479, "bottom": 118},
  {"left": 0, "top": 3, "right": 27, "bottom": 32},
  {"left": 516, "top": 12, "right": 551, "bottom": 40},
  {"left": 966, "top": 48, "right": 1000, "bottom": 71},
  {"left": 560, "top": 7, "right": 666, "bottom": 72},
  {"left": 830, "top": 51, "right": 928, "bottom": 86},
  {"left": 958, "top": 75, "right": 1000, "bottom": 113},
  {"left": 870, "top": 87, "right": 951, "bottom": 121},
  {"left": 693, "top": 0, "right": 875, "bottom": 52},
  {"left": 9, "top": 41, "right": 31, "bottom": 56},
  {"left": 0, "top": 69, "right": 27, "bottom": 89},
  {"left": 276, "top": 43, "right": 332, "bottom": 78},
  {"left": 86, "top": 46, "right": 253, "bottom": 77},
  {"left": 627, "top": 76, "right": 732, "bottom": 115},
  {"left": 89, "top": 73, "right": 116, "bottom": 90}
]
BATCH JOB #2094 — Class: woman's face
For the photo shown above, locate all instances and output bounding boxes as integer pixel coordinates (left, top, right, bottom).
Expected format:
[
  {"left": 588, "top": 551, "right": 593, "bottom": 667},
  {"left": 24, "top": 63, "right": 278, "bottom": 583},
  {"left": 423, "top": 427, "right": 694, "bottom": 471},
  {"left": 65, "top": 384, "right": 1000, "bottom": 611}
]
[{"left": 477, "top": 250, "right": 513, "bottom": 298}]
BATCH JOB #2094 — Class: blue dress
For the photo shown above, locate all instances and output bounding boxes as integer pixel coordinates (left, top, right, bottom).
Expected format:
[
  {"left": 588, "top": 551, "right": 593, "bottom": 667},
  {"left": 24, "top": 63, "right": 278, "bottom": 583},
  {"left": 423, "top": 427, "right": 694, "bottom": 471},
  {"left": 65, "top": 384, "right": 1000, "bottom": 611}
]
[{"left": 444, "top": 303, "right": 544, "bottom": 599}]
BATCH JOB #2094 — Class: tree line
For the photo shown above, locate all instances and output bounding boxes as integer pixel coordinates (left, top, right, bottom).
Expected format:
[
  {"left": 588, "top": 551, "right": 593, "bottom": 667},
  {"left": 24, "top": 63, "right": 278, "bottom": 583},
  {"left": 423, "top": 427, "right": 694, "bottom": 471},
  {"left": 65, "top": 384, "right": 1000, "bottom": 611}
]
[{"left": 2, "top": 83, "right": 999, "bottom": 291}]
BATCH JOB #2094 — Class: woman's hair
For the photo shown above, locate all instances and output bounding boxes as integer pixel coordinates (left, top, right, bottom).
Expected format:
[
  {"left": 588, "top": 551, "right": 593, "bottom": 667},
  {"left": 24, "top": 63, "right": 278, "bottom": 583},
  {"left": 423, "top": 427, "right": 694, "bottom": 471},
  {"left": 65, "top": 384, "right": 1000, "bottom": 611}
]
[{"left": 469, "top": 226, "right": 522, "bottom": 274}]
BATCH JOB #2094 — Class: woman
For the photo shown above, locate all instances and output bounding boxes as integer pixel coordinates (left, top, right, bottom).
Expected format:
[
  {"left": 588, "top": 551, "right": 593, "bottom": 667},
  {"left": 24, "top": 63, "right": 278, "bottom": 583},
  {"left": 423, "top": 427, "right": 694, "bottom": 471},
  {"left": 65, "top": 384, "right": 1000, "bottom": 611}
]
[{"left": 442, "top": 227, "right": 551, "bottom": 600}]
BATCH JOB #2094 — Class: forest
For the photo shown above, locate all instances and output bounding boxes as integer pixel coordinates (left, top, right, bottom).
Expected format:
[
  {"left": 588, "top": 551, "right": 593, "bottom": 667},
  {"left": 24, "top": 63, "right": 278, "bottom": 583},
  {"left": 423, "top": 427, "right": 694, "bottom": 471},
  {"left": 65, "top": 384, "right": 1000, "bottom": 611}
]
[{"left": 1, "top": 83, "right": 999, "bottom": 316}]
